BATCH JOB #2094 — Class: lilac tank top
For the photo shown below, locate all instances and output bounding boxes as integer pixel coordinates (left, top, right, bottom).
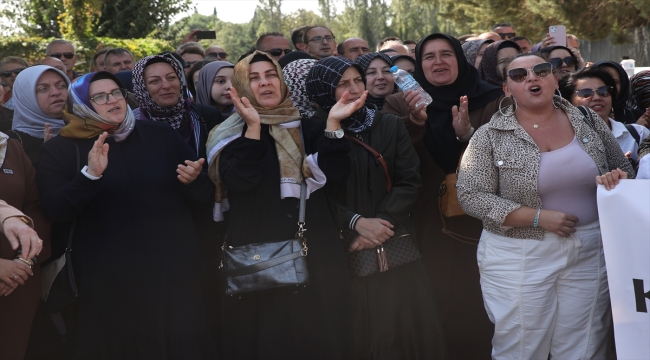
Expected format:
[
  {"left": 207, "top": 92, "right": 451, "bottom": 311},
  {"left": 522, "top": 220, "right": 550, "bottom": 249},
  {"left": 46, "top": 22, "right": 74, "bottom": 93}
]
[{"left": 537, "top": 137, "right": 600, "bottom": 225}]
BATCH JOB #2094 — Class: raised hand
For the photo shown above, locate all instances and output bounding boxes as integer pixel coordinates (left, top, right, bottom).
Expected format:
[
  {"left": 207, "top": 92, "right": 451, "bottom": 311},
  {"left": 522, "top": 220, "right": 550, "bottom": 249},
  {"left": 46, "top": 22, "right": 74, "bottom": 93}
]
[
  {"left": 230, "top": 88, "right": 261, "bottom": 140},
  {"left": 177, "top": 158, "right": 205, "bottom": 185},
  {"left": 403, "top": 90, "right": 428, "bottom": 125},
  {"left": 327, "top": 90, "right": 369, "bottom": 124},
  {"left": 43, "top": 123, "right": 53, "bottom": 142},
  {"left": 452, "top": 95, "right": 471, "bottom": 138},
  {"left": 87, "top": 132, "right": 109, "bottom": 177}
]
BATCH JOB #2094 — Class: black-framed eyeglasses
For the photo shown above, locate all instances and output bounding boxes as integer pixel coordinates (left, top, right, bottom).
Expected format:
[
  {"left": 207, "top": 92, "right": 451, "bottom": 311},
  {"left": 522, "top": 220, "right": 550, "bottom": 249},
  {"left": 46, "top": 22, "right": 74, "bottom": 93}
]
[
  {"left": 89, "top": 88, "right": 127, "bottom": 105},
  {"left": 207, "top": 52, "right": 228, "bottom": 59},
  {"left": 184, "top": 60, "right": 200, "bottom": 69},
  {"left": 498, "top": 33, "right": 516, "bottom": 39},
  {"left": 308, "top": 35, "right": 335, "bottom": 43},
  {"left": 507, "top": 62, "right": 553, "bottom": 82},
  {"left": 549, "top": 57, "right": 578, "bottom": 69},
  {"left": 0, "top": 68, "right": 25, "bottom": 78},
  {"left": 575, "top": 86, "right": 612, "bottom": 99},
  {"left": 48, "top": 52, "right": 75, "bottom": 60},
  {"left": 267, "top": 48, "right": 292, "bottom": 57}
]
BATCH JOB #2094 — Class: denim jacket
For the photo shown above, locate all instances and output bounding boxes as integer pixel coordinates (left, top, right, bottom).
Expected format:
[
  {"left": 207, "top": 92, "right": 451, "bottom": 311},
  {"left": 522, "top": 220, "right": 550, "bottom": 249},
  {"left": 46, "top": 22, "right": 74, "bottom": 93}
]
[{"left": 457, "top": 96, "right": 634, "bottom": 240}]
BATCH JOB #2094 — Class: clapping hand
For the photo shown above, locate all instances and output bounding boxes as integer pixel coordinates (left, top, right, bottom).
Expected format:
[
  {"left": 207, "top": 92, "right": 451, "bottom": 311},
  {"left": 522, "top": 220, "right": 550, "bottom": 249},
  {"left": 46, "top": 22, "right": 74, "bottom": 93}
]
[
  {"left": 452, "top": 96, "right": 471, "bottom": 138},
  {"left": 177, "top": 158, "right": 205, "bottom": 185},
  {"left": 87, "top": 132, "right": 109, "bottom": 177},
  {"left": 43, "top": 123, "right": 53, "bottom": 142},
  {"left": 327, "top": 90, "right": 368, "bottom": 124},
  {"left": 230, "top": 88, "right": 261, "bottom": 140}
]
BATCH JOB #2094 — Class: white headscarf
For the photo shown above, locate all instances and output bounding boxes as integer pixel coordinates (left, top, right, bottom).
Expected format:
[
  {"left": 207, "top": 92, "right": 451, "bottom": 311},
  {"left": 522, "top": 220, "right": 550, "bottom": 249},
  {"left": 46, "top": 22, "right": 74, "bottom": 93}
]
[{"left": 11, "top": 65, "right": 70, "bottom": 138}]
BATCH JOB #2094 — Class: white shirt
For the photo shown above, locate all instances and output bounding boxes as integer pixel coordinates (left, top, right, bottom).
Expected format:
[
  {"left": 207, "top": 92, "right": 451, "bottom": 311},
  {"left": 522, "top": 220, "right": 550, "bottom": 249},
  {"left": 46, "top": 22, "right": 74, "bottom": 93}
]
[{"left": 608, "top": 118, "right": 650, "bottom": 161}]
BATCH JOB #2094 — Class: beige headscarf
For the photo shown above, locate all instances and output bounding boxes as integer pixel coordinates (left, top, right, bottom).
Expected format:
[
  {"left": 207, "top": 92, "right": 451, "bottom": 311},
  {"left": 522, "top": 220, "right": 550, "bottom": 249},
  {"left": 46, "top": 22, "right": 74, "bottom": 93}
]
[{"left": 206, "top": 51, "right": 313, "bottom": 221}]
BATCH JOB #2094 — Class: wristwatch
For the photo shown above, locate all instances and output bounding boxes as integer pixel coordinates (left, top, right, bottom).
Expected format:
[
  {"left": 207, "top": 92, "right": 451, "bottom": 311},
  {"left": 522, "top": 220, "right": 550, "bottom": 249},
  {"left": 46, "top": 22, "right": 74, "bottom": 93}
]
[{"left": 324, "top": 128, "right": 345, "bottom": 139}]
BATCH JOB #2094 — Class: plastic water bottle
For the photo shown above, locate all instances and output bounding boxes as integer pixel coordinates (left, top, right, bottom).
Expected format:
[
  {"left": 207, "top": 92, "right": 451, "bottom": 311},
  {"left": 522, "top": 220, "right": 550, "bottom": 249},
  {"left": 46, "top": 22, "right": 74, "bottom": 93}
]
[{"left": 390, "top": 66, "right": 432, "bottom": 108}]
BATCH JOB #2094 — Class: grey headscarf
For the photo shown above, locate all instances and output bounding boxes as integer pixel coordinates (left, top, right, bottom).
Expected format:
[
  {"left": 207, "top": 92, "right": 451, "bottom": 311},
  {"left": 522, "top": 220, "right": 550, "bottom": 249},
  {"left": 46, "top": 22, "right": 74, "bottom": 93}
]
[
  {"left": 462, "top": 39, "right": 493, "bottom": 68},
  {"left": 195, "top": 61, "right": 235, "bottom": 117},
  {"left": 12, "top": 65, "right": 70, "bottom": 138}
]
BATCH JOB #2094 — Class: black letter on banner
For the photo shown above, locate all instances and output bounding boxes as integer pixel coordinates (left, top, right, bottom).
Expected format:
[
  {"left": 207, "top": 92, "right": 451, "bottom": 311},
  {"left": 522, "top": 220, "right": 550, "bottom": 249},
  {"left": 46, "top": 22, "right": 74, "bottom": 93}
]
[{"left": 633, "top": 279, "right": 650, "bottom": 313}]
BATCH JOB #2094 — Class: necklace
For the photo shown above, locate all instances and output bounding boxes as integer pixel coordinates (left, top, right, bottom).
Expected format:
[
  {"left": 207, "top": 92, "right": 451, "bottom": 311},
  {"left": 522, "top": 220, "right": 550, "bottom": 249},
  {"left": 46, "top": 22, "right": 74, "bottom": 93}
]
[{"left": 522, "top": 114, "right": 555, "bottom": 129}]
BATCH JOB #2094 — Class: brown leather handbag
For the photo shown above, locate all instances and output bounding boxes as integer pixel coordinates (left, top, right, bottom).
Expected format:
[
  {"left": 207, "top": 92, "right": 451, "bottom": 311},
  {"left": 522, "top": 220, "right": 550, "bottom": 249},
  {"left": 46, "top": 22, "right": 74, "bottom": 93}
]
[{"left": 438, "top": 151, "right": 465, "bottom": 218}]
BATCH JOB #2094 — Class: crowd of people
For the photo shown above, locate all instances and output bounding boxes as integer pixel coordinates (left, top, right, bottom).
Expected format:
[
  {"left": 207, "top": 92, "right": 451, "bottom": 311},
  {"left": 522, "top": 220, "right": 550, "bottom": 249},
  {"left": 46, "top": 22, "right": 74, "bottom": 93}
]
[{"left": 0, "top": 21, "right": 649, "bottom": 360}]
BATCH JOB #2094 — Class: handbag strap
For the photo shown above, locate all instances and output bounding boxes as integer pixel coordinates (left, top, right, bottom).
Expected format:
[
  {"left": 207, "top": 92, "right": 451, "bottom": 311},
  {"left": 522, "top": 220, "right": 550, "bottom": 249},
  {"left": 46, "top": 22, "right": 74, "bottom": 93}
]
[{"left": 344, "top": 134, "right": 392, "bottom": 192}]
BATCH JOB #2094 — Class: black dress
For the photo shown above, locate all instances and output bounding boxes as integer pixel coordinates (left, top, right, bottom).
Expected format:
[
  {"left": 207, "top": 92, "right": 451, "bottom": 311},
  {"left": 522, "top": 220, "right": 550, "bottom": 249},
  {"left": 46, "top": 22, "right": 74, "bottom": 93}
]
[
  {"left": 37, "top": 121, "right": 218, "bottom": 359},
  {"left": 217, "top": 119, "right": 354, "bottom": 359}
]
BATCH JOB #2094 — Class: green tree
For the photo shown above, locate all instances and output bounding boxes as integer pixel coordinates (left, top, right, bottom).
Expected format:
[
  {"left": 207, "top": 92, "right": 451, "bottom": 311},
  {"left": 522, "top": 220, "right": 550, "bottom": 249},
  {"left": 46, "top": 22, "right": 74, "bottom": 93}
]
[
  {"left": 0, "top": 0, "right": 64, "bottom": 38},
  {"left": 94, "top": 0, "right": 191, "bottom": 38}
]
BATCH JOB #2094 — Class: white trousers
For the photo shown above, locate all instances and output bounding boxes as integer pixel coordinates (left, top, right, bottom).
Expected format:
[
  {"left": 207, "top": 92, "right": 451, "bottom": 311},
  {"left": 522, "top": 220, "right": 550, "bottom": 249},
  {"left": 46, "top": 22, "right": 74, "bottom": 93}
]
[{"left": 477, "top": 221, "right": 610, "bottom": 360}]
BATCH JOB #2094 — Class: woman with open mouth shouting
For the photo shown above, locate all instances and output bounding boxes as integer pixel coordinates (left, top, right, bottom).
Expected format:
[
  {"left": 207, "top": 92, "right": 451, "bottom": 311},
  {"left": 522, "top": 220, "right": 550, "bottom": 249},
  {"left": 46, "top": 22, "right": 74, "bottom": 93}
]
[{"left": 456, "top": 52, "right": 633, "bottom": 359}]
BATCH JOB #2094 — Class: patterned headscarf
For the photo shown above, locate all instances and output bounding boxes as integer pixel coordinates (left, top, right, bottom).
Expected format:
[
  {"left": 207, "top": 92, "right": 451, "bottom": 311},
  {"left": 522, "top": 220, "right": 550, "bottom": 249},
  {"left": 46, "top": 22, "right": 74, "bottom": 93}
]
[
  {"left": 630, "top": 70, "right": 650, "bottom": 111},
  {"left": 477, "top": 40, "right": 522, "bottom": 87},
  {"left": 11, "top": 65, "right": 69, "bottom": 138},
  {"left": 283, "top": 59, "right": 318, "bottom": 118},
  {"left": 132, "top": 54, "right": 188, "bottom": 129},
  {"left": 195, "top": 61, "right": 235, "bottom": 118},
  {"left": 462, "top": 39, "right": 494, "bottom": 68},
  {"left": 306, "top": 56, "right": 375, "bottom": 133},
  {"left": 58, "top": 72, "right": 136, "bottom": 142},
  {"left": 355, "top": 52, "right": 398, "bottom": 110}
]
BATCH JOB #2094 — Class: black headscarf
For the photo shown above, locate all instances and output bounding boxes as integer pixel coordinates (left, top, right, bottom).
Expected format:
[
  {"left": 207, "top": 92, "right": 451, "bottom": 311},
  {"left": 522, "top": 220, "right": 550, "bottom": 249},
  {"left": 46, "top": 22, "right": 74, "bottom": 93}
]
[
  {"left": 592, "top": 61, "right": 644, "bottom": 124},
  {"left": 414, "top": 33, "right": 503, "bottom": 172},
  {"left": 306, "top": 56, "right": 376, "bottom": 133},
  {"left": 477, "top": 40, "right": 521, "bottom": 87},
  {"left": 355, "top": 52, "right": 398, "bottom": 110}
]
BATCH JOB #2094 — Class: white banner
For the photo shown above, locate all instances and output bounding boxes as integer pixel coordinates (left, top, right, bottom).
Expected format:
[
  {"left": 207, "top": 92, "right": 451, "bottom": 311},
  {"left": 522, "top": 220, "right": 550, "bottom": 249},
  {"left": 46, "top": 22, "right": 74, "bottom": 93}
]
[{"left": 597, "top": 180, "right": 650, "bottom": 360}]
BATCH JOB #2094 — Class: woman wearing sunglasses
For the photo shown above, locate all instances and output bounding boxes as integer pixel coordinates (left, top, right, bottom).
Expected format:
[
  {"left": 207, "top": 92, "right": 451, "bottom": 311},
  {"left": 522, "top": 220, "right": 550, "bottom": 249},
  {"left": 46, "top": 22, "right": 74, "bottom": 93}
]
[
  {"left": 560, "top": 67, "right": 650, "bottom": 162},
  {"left": 0, "top": 57, "right": 29, "bottom": 110},
  {"left": 539, "top": 45, "right": 580, "bottom": 79},
  {"left": 593, "top": 61, "right": 649, "bottom": 126},
  {"left": 37, "top": 71, "right": 218, "bottom": 358},
  {"left": 457, "top": 52, "right": 634, "bottom": 359}
]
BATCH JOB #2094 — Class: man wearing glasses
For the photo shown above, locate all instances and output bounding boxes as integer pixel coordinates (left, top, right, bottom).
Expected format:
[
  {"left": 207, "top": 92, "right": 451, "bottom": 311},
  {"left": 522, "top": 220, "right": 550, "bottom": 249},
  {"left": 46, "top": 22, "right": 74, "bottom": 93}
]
[
  {"left": 256, "top": 32, "right": 293, "bottom": 62},
  {"left": 46, "top": 39, "right": 80, "bottom": 80},
  {"left": 492, "top": 23, "right": 516, "bottom": 40},
  {"left": 0, "top": 56, "right": 29, "bottom": 110},
  {"left": 303, "top": 26, "right": 336, "bottom": 60}
]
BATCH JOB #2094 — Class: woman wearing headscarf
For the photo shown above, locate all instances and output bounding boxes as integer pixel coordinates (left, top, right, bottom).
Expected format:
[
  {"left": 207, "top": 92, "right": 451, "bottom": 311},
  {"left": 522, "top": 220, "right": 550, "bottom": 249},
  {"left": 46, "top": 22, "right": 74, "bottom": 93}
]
[
  {"left": 283, "top": 58, "right": 318, "bottom": 118},
  {"left": 477, "top": 40, "right": 522, "bottom": 87},
  {"left": 0, "top": 131, "right": 50, "bottom": 360},
  {"left": 462, "top": 39, "right": 494, "bottom": 68},
  {"left": 131, "top": 54, "right": 222, "bottom": 160},
  {"left": 195, "top": 61, "right": 235, "bottom": 119},
  {"left": 37, "top": 71, "right": 217, "bottom": 358},
  {"left": 592, "top": 61, "right": 646, "bottom": 125},
  {"left": 278, "top": 50, "right": 314, "bottom": 69},
  {"left": 355, "top": 52, "right": 398, "bottom": 110},
  {"left": 206, "top": 51, "right": 354, "bottom": 359},
  {"left": 382, "top": 33, "right": 504, "bottom": 359},
  {"left": 306, "top": 55, "right": 446, "bottom": 360},
  {"left": 630, "top": 70, "right": 650, "bottom": 128},
  {"left": 8, "top": 66, "right": 70, "bottom": 167}
]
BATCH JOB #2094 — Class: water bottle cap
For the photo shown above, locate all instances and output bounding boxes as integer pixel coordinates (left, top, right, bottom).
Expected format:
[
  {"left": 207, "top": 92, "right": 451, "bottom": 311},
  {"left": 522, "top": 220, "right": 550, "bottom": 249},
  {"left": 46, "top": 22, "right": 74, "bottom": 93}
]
[{"left": 390, "top": 66, "right": 398, "bottom": 73}]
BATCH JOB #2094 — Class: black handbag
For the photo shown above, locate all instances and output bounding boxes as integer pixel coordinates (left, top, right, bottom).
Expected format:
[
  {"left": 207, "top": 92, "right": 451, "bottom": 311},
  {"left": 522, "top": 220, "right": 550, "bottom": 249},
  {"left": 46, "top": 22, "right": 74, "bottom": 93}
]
[
  {"left": 342, "top": 225, "right": 421, "bottom": 278},
  {"left": 220, "top": 180, "right": 309, "bottom": 295},
  {"left": 41, "top": 143, "right": 80, "bottom": 314}
]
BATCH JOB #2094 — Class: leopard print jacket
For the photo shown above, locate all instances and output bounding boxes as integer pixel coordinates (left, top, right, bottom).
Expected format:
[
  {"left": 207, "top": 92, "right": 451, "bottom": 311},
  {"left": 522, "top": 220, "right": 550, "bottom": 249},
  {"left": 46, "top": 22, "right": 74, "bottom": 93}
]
[{"left": 457, "top": 96, "right": 635, "bottom": 240}]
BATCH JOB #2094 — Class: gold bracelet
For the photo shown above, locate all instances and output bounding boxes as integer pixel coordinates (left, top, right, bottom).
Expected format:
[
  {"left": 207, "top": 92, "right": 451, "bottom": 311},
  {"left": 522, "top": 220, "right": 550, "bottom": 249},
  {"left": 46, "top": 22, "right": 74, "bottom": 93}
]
[{"left": 15, "top": 257, "right": 34, "bottom": 268}]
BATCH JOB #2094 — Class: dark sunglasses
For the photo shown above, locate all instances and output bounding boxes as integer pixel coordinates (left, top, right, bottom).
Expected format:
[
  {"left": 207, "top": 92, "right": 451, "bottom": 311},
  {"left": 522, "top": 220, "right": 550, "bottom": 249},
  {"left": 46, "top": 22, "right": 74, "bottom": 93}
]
[
  {"left": 268, "top": 48, "right": 292, "bottom": 57},
  {"left": 0, "top": 68, "right": 25, "bottom": 78},
  {"left": 549, "top": 57, "right": 577, "bottom": 69},
  {"left": 207, "top": 52, "right": 228, "bottom": 59},
  {"left": 507, "top": 62, "right": 553, "bottom": 82},
  {"left": 48, "top": 52, "right": 75, "bottom": 60},
  {"left": 498, "top": 33, "right": 516, "bottom": 39},
  {"left": 575, "top": 86, "right": 612, "bottom": 99},
  {"left": 184, "top": 60, "right": 200, "bottom": 69}
]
